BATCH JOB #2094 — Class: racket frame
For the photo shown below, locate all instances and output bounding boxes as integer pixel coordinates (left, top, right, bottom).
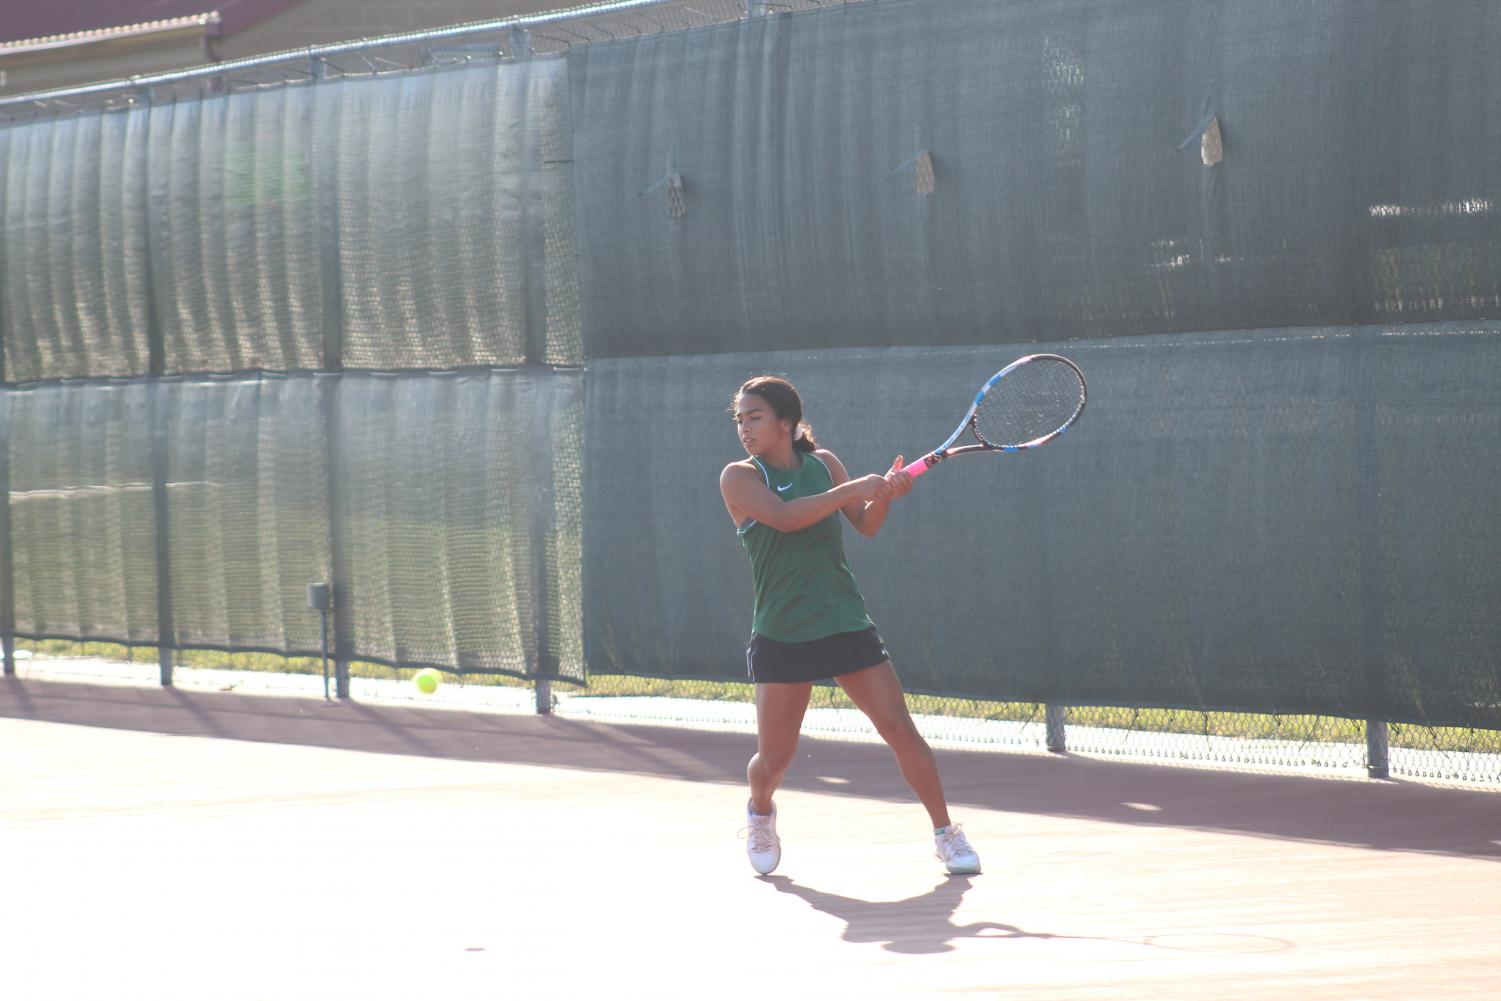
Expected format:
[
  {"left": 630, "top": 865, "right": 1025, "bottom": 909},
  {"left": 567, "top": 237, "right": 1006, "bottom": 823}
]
[{"left": 901, "top": 353, "right": 1087, "bottom": 478}]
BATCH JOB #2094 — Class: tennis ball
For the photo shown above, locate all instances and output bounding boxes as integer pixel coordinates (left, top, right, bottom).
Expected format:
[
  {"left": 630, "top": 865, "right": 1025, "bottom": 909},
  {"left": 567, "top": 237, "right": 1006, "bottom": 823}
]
[{"left": 414, "top": 668, "right": 441, "bottom": 695}]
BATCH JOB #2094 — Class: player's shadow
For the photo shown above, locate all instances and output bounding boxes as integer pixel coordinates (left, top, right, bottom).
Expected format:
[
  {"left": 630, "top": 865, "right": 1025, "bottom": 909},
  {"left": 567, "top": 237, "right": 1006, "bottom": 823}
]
[
  {"left": 763, "top": 874, "right": 1066, "bottom": 954},
  {"left": 762, "top": 875, "right": 1295, "bottom": 957}
]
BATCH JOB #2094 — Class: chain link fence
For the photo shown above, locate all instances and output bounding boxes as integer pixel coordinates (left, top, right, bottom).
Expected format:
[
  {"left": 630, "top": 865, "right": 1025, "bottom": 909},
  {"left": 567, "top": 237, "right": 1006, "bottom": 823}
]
[{"left": 3, "top": 0, "right": 1499, "bottom": 787}]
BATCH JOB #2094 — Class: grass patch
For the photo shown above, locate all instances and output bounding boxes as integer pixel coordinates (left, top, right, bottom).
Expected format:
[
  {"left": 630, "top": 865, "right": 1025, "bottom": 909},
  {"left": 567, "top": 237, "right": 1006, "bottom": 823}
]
[
  {"left": 1064, "top": 706, "right": 1364, "bottom": 743},
  {"left": 575, "top": 675, "right": 1047, "bottom": 723},
  {"left": 17, "top": 639, "right": 531, "bottom": 689}
]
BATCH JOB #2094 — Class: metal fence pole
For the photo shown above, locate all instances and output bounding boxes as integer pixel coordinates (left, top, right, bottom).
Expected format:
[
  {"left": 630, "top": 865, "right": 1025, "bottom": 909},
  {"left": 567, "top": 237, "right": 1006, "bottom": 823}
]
[
  {"left": 534, "top": 671, "right": 553, "bottom": 716},
  {"left": 1351, "top": 339, "right": 1391, "bottom": 781},
  {"left": 149, "top": 380, "right": 175, "bottom": 687},
  {"left": 311, "top": 67, "right": 351, "bottom": 700},
  {"left": 142, "top": 121, "right": 175, "bottom": 687},
  {"left": 0, "top": 392, "right": 14, "bottom": 677},
  {"left": 509, "top": 26, "right": 530, "bottom": 60},
  {"left": 527, "top": 375, "right": 557, "bottom": 717},
  {"left": 513, "top": 43, "right": 556, "bottom": 715},
  {"left": 532, "top": 477, "right": 556, "bottom": 716},
  {"left": 1366, "top": 719, "right": 1390, "bottom": 778},
  {"left": 1045, "top": 703, "right": 1067, "bottom": 753},
  {"left": 321, "top": 374, "right": 352, "bottom": 700}
]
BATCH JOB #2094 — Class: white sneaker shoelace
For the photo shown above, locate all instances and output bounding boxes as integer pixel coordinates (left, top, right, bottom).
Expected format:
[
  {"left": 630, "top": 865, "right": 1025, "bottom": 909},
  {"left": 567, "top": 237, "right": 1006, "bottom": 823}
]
[
  {"left": 936, "top": 824, "right": 980, "bottom": 871},
  {"left": 746, "top": 814, "right": 778, "bottom": 853}
]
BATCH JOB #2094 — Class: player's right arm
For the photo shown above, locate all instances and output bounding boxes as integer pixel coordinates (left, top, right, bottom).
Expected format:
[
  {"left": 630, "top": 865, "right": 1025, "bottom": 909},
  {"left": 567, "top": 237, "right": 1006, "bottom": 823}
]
[{"left": 720, "top": 461, "right": 891, "bottom": 533}]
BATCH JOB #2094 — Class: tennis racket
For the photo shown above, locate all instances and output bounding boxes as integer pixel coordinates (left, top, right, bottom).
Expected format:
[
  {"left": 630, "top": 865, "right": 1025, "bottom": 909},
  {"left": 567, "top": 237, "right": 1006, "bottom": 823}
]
[{"left": 900, "top": 354, "right": 1087, "bottom": 479}]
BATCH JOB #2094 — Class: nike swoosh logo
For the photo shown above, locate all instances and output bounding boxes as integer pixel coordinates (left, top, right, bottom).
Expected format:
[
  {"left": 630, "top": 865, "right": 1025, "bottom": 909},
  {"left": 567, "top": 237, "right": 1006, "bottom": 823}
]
[{"left": 775, "top": 483, "right": 792, "bottom": 492}]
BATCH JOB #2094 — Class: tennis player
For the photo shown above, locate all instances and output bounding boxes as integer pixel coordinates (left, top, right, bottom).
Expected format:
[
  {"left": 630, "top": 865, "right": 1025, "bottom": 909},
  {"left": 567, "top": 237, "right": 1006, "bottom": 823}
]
[{"left": 719, "top": 375, "right": 981, "bottom": 877}]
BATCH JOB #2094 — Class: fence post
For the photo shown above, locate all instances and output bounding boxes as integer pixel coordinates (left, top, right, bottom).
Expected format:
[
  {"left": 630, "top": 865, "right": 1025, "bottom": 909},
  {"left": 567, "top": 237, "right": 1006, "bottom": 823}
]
[
  {"left": 149, "top": 380, "right": 175, "bottom": 687},
  {"left": 0, "top": 391, "right": 13, "bottom": 677},
  {"left": 528, "top": 371, "right": 557, "bottom": 716},
  {"left": 509, "top": 26, "right": 530, "bottom": 60},
  {"left": 319, "top": 378, "right": 352, "bottom": 699},
  {"left": 1366, "top": 719, "right": 1390, "bottom": 778},
  {"left": 534, "top": 669, "right": 553, "bottom": 716},
  {"left": 532, "top": 499, "right": 556, "bottom": 716},
  {"left": 1351, "top": 337, "right": 1390, "bottom": 781},
  {"left": 139, "top": 84, "right": 175, "bottom": 687},
  {"left": 515, "top": 44, "right": 555, "bottom": 715},
  {"left": 1045, "top": 703, "right": 1067, "bottom": 753},
  {"left": 310, "top": 68, "right": 351, "bottom": 700}
]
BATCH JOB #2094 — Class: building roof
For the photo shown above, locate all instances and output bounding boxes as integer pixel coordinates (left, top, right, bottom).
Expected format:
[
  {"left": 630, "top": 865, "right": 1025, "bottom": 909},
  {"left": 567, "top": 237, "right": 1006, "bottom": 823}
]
[{"left": 0, "top": 1, "right": 308, "bottom": 46}]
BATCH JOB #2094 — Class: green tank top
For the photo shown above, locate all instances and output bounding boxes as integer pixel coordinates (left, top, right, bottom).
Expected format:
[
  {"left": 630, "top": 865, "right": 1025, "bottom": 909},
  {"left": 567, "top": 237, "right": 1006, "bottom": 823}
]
[{"left": 736, "top": 452, "right": 873, "bottom": 642}]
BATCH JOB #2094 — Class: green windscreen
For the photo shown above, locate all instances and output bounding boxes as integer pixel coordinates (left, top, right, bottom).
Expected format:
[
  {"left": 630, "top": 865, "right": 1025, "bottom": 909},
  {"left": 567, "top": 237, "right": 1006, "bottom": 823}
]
[
  {"left": 2, "top": 0, "right": 1498, "bottom": 735},
  {"left": 583, "top": 325, "right": 1501, "bottom": 728}
]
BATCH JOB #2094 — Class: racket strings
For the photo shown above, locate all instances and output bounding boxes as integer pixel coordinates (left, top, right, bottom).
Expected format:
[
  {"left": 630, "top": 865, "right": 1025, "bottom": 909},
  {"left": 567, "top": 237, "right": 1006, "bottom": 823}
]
[{"left": 971, "top": 361, "right": 1085, "bottom": 448}]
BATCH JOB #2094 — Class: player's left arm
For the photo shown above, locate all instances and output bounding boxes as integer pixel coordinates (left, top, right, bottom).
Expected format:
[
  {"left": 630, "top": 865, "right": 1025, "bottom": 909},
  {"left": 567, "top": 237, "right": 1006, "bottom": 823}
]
[{"left": 818, "top": 449, "right": 913, "bottom": 538}]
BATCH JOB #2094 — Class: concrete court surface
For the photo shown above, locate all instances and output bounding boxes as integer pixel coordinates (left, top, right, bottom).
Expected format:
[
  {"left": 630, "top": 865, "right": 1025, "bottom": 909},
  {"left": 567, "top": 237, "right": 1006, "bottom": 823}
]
[{"left": 2, "top": 676, "right": 1499, "bottom": 1001}]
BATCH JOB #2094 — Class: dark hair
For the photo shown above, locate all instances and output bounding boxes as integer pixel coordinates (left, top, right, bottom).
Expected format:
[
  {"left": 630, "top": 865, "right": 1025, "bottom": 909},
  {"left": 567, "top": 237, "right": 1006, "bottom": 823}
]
[{"left": 734, "top": 375, "right": 820, "bottom": 453}]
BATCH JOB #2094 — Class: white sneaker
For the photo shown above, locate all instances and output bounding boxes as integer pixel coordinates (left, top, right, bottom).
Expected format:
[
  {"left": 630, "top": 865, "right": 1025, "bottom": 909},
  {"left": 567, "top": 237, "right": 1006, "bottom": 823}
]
[
  {"left": 935, "top": 823, "right": 981, "bottom": 874},
  {"left": 744, "top": 803, "right": 781, "bottom": 875}
]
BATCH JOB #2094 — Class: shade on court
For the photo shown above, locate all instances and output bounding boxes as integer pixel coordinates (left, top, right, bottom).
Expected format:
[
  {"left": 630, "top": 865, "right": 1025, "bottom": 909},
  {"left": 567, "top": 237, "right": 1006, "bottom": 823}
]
[{"left": 3, "top": 674, "right": 1500, "bottom": 1000}]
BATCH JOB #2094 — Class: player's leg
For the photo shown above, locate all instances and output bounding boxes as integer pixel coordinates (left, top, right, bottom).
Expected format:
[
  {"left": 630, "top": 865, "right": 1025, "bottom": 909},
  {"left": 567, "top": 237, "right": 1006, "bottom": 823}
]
[
  {"left": 835, "top": 661, "right": 950, "bottom": 826},
  {"left": 834, "top": 666, "right": 948, "bottom": 828},
  {"left": 836, "top": 661, "right": 981, "bottom": 873},
  {"left": 749, "top": 680, "right": 813, "bottom": 813},
  {"left": 744, "top": 680, "right": 812, "bottom": 875}
]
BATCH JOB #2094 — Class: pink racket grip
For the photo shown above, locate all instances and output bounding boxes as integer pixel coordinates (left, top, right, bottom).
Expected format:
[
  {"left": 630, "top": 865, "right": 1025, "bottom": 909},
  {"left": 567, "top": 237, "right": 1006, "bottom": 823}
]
[{"left": 899, "top": 455, "right": 936, "bottom": 479}]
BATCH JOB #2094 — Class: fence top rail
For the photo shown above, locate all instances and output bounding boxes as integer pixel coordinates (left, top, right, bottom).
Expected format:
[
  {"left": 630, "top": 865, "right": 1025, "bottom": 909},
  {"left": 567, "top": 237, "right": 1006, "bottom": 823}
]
[{"left": 0, "top": 0, "right": 852, "bottom": 122}]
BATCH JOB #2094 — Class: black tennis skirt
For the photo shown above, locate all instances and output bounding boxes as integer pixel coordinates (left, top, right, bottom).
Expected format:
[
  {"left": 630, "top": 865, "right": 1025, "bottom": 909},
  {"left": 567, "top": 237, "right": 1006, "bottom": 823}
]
[{"left": 745, "top": 625, "right": 889, "bottom": 684}]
